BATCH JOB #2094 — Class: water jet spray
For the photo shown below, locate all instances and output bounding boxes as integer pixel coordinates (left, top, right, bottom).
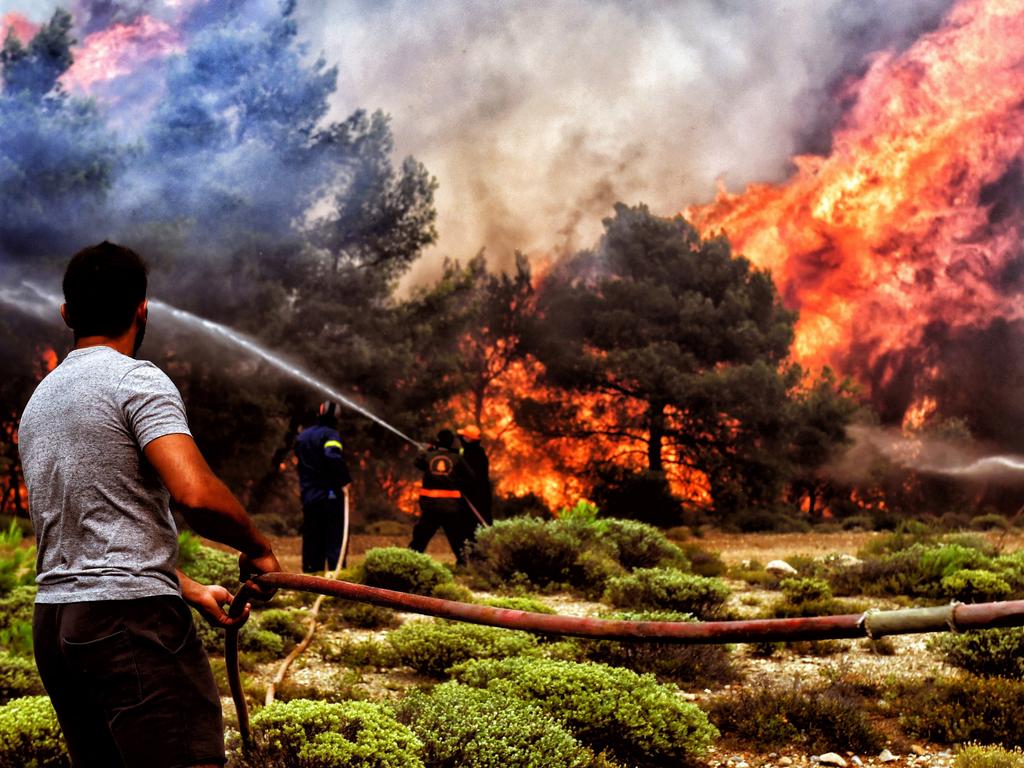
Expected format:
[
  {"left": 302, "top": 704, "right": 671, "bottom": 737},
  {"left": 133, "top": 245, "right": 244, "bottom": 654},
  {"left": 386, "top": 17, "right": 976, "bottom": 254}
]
[{"left": 5, "top": 282, "right": 425, "bottom": 449}]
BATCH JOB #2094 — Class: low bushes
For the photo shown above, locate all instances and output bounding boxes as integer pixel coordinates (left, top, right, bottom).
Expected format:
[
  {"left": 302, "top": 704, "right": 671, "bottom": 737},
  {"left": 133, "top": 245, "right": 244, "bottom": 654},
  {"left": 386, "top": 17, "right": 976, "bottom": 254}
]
[
  {"left": 0, "top": 586, "right": 35, "bottom": 657},
  {"left": 479, "top": 596, "right": 556, "bottom": 614},
  {"left": 894, "top": 674, "right": 1024, "bottom": 746},
  {"left": 387, "top": 620, "right": 538, "bottom": 678},
  {"left": 396, "top": 682, "right": 602, "bottom": 768},
  {"left": 0, "top": 524, "right": 34, "bottom": 597},
  {"left": 942, "top": 570, "right": 1012, "bottom": 603},
  {"left": 358, "top": 548, "right": 453, "bottom": 596},
  {"left": 177, "top": 532, "right": 239, "bottom": 589},
  {"left": 931, "top": 628, "right": 1024, "bottom": 679},
  {"left": 598, "top": 519, "right": 690, "bottom": 571},
  {"left": 956, "top": 745, "right": 1024, "bottom": 768},
  {"left": 708, "top": 678, "right": 884, "bottom": 753},
  {"left": 0, "top": 651, "right": 44, "bottom": 703},
  {"left": 467, "top": 518, "right": 615, "bottom": 595},
  {"left": 603, "top": 568, "right": 729, "bottom": 618},
  {"left": 830, "top": 540, "right": 997, "bottom": 600},
  {"left": 257, "top": 608, "right": 310, "bottom": 642},
  {"left": 768, "top": 578, "right": 846, "bottom": 619},
  {"left": 451, "top": 656, "right": 718, "bottom": 766},
  {"left": 230, "top": 699, "right": 422, "bottom": 768},
  {"left": 571, "top": 610, "right": 738, "bottom": 686},
  {"left": 323, "top": 600, "right": 400, "bottom": 630},
  {"left": 0, "top": 695, "right": 67, "bottom": 768},
  {"left": 467, "top": 513, "right": 699, "bottom": 598}
]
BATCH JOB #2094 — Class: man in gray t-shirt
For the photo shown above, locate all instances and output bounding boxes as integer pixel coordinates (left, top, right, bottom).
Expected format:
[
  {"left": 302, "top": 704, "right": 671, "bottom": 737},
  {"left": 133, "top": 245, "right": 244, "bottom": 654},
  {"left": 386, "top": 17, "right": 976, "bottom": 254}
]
[{"left": 19, "top": 242, "right": 280, "bottom": 768}]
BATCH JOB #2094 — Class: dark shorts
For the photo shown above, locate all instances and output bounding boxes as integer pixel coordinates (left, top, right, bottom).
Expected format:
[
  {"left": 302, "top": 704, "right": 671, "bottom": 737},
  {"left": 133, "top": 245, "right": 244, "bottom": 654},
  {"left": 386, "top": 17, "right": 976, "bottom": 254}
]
[{"left": 33, "top": 595, "right": 225, "bottom": 768}]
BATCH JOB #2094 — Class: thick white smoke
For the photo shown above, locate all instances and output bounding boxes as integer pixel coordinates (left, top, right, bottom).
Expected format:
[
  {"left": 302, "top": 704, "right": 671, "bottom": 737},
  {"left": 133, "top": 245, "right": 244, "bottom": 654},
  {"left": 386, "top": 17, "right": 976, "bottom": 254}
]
[{"left": 292, "top": 0, "right": 954, "bottom": 286}]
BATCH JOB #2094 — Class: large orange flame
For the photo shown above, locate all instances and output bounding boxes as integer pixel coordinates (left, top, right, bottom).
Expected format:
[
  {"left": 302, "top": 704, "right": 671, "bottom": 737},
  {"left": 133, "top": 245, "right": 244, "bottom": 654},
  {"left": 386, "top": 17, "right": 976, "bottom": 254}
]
[
  {"left": 61, "top": 15, "right": 182, "bottom": 94},
  {"left": 0, "top": 12, "right": 38, "bottom": 44},
  {"left": 686, "top": 0, "right": 1024, "bottom": 396}
]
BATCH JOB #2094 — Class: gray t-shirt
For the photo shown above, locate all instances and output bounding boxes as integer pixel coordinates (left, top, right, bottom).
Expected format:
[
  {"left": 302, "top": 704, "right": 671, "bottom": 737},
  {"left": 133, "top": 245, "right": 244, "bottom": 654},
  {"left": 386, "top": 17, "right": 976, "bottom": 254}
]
[{"left": 19, "top": 345, "right": 191, "bottom": 603}]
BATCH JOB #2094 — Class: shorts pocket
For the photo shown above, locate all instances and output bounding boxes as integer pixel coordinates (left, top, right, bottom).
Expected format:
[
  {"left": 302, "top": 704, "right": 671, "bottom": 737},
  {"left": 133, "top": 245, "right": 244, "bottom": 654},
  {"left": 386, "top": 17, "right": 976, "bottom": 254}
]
[{"left": 62, "top": 629, "right": 142, "bottom": 712}]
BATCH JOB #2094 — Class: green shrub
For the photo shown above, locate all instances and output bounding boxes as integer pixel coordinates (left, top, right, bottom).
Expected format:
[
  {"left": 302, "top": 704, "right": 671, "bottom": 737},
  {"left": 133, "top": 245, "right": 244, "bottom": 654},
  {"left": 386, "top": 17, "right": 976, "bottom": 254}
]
[
  {"left": 452, "top": 656, "right": 718, "bottom": 766},
  {"left": 598, "top": 519, "right": 690, "bottom": 571},
  {"left": 322, "top": 637, "right": 398, "bottom": 670},
  {"left": 956, "top": 744, "right": 1024, "bottom": 768},
  {"left": 942, "top": 570, "right": 1012, "bottom": 603},
  {"left": 0, "top": 586, "right": 35, "bottom": 657},
  {"left": 358, "top": 547, "right": 453, "bottom": 596},
  {"left": 239, "top": 626, "right": 284, "bottom": 660},
  {"left": 572, "top": 610, "right": 738, "bottom": 686},
  {"left": 467, "top": 517, "right": 626, "bottom": 597},
  {"left": 467, "top": 518, "right": 592, "bottom": 590},
  {"left": 230, "top": 699, "right": 422, "bottom": 768},
  {"left": 832, "top": 541, "right": 995, "bottom": 600},
  {"left": 0, "top": 523, "right": 35, "bottom": 597},
  {"left": 430, "top": 581, "right": 475, "bottom": 602},
  {"left": 177, "top": 532, "right": 239, "bottom": 589},
  {"left": 0, "top": 652, "right": 43, "bottom": 704},
  {"left": 769, "top": 578, "right": 846, "bottom": 619},
  {"left": 397, "top": 682, "right": 601, "bottom": 768},
  {"left": 931, "top": 628, "right": 1024, "bottom": 679},
  {"left": 920, "top": 543, "right": 992, "bottom": 581},
  {"left": 970, "top": 513, "right": 1012, "bottom": 531},
  {"left": 894, "top": 674, "right": 1024, "bottom": 746},
  {"left": 387, "top": 620, "right": 538, "bottom": 678},
  {"left": 0, "top": 696, "right": 68, "bottom": 768},
  {"left": 324, "top": 599, "right": 400, "bottom": 630},
  {"left": 858, "top": 520, "right": 935, "bottom": 557},
  {"left": 257, "top": 608, "right": 309, "bottom": 642},
  {"left": 991, "top": 551, "right": 1024, "bottom": 596},
  {"left": 677, "top": 542, "right": 726, "bottom": 577},
  {"left": 709, "top": 678, "right": 884, "bottom": 753},
  {"left": 479, "top": 596, "right": 556, "bottom": 614},
  {"left": 603, "top": 568, "right": 729, "bottom": 618}
]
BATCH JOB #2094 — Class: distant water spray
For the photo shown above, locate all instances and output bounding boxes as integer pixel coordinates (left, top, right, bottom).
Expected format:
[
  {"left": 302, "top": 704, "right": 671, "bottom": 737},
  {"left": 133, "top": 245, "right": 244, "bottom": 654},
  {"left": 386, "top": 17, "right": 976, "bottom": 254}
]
[
  {"left": 4, "top": 282, "right": 423, "bottom": 449},
  {"left": 830, "top": 425, "right": 1024, "bottom": 483}
]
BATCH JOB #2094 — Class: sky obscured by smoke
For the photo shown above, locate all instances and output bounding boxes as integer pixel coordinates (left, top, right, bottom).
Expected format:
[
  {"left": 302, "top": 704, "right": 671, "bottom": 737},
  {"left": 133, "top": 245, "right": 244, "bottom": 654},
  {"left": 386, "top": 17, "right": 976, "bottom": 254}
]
[
  {"left": 4, "top": 0, "right": 956, "bottom": 285},
  {"left": 291, "top": 0, "right": 956, "bottom": 284}
]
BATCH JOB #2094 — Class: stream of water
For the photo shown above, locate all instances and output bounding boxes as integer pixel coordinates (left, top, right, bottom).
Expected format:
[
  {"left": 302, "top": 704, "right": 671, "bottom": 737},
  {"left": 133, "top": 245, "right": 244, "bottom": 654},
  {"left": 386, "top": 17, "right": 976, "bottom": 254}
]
[{"left": 2, "top": 282, "right": 423, "bottom": 448}]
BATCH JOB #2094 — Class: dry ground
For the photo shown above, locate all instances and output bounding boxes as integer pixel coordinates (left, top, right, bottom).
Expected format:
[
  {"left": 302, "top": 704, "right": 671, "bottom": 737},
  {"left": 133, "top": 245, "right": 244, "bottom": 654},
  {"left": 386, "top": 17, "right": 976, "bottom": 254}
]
[{"left": 227, "top": 527, "right": 1024, "bottom": 767}]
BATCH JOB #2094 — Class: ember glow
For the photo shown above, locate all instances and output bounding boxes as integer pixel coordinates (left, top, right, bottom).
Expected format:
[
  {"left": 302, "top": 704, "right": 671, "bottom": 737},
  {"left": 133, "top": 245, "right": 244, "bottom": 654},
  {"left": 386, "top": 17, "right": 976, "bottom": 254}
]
[
  {"left": 687, "top": 0, "right": 1024, "bottom": 408},
  {"left": 0, "top": 12, "right": 38, "bottom": 43},
  {"left": 61, "top": 15, "right": 182, "bottom": 93}
]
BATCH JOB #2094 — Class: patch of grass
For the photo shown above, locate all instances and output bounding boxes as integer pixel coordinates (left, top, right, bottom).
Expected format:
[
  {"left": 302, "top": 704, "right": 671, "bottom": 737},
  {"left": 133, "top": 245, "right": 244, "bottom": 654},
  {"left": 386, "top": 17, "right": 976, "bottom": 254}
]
[
  {"left": 893, "top": 674, "right": 1024, "bottom": 747},
  {"left": 708, "top": 677, "right": 884, "bottom": 753}
]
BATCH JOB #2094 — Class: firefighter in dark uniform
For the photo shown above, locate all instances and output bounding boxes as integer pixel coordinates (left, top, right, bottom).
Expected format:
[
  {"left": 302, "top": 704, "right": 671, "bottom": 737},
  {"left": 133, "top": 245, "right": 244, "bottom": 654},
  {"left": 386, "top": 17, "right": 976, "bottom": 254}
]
[
  {"left": 458, "top": 424, "right": 493, "bottom": 526},
  {"left": 295, "top": 401, "right": 352, "bottom": 572},
  {"left": 410, "top": 428, "right": 477, "bottom": 565}
]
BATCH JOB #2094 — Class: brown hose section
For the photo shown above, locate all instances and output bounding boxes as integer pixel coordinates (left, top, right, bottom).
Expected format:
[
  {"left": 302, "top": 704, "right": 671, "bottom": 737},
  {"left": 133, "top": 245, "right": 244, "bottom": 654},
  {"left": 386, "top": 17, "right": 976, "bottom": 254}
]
[{"left": 225, "top": 572, "right": 1024, "bottom": 751}]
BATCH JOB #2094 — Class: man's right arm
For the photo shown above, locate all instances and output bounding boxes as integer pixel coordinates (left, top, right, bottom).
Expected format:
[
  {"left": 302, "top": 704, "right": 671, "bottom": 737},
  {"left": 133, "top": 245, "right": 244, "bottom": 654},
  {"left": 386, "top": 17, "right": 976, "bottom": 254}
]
[{"left": 144, "top": 433, "right": 280, "bottom": 591}]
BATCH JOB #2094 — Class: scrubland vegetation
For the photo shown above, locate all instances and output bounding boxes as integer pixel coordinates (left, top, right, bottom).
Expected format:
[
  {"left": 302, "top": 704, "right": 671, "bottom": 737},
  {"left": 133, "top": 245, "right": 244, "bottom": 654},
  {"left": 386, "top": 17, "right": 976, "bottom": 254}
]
[{"left": 5, "top": 511, "right": 1024, "bottom": 767}]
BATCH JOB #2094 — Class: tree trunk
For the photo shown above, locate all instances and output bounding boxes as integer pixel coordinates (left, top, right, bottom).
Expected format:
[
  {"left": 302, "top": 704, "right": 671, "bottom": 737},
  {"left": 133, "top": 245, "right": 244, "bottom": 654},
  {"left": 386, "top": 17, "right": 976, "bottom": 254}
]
[{"left": 647, "top": 401, "right": 665, "bottom": 473}]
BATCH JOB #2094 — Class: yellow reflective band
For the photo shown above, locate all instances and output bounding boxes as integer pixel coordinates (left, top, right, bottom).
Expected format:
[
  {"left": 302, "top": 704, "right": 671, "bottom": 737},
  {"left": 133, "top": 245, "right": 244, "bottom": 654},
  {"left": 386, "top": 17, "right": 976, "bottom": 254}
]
[{"left": 324, "top": 440, "right": 343, "bottom": 451}]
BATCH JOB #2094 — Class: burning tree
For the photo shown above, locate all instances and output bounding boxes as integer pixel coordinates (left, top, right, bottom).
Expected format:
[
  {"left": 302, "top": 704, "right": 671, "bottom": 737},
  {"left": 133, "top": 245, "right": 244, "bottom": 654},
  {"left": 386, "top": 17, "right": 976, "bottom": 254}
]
[{"left": 519, "top": 203, "right": 859, "bottom": 522}]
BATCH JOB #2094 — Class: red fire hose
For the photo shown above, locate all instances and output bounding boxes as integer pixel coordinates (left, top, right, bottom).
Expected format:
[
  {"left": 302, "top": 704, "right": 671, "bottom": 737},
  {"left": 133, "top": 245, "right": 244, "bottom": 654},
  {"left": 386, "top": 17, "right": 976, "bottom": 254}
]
[{"left": 225, "top": 572, "right": 1024, "bottom": 750}]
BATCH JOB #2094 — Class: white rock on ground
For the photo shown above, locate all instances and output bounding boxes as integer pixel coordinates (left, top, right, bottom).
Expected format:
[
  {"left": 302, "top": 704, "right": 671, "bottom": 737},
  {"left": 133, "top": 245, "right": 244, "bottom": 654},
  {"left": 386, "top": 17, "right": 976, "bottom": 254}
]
[
  {"left": 816, "top": 753, "right": 847, "bottom": 767},
  {"left": 765, "top": 559, "right": 798, "bottom": 575}
]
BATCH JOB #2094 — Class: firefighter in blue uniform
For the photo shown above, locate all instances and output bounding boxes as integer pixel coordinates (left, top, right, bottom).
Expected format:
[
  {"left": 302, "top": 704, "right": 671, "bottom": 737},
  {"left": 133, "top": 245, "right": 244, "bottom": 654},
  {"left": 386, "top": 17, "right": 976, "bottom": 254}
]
[
  {"left": 295, "top": 401, "right": 352, "bottom": 572},
  {"left": 410, "top": 428, "right": 477, "bottom": 565}
]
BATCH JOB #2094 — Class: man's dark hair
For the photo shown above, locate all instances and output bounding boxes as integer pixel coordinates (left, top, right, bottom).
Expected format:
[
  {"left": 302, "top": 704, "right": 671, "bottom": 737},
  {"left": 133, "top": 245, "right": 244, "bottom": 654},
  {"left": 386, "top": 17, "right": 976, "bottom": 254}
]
[
  {"left": 436, "top": 429, "right": 455, "bottom": 448},
  {"left": 62, "top": 241, "right": 148, "bottom": 338}
]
